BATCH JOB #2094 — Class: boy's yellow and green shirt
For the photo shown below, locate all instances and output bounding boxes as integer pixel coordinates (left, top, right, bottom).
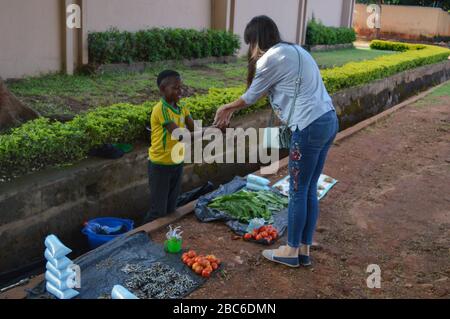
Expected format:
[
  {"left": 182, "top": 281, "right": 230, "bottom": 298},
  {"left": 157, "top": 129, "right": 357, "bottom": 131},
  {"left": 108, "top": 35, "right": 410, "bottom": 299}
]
[{"left": 149, "top": 99, "right": 191, "bottom": 165}]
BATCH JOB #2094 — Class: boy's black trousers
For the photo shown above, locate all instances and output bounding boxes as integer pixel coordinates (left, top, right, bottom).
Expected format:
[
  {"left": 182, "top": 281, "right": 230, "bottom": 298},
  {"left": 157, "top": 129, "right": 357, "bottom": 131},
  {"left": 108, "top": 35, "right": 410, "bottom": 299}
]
[{"left": 144, "top": 161, "right": 183, "bottom": 223}]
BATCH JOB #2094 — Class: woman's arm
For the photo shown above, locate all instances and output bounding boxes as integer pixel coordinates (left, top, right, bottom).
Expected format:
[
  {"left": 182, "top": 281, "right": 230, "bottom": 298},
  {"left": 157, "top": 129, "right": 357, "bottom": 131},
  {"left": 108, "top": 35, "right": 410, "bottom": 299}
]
[
  {"left": 213, "top": 98, "right": 248, "bottom": 130},
  {"left": 213, "top": 52, "right": 281, "bottom": 130}
]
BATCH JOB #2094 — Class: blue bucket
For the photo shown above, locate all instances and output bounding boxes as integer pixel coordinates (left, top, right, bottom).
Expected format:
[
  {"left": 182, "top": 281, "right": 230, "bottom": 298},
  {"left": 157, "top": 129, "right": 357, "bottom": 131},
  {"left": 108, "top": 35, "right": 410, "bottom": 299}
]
[{"left": 82, "top": 217, "right": 134, "bottom": 249}]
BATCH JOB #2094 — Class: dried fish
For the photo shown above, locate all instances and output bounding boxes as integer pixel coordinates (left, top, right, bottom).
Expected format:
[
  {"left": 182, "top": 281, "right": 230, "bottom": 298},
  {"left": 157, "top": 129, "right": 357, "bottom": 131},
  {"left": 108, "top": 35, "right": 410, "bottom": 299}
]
[
  {"left": 95, "top": 257, "right": 114, "bottom": 270},
  {"left": 122, "top": 262, "right": 195, "bottom": 299},
  {"left": 120, "top": 263, "right": 145, "bottom": 274}
]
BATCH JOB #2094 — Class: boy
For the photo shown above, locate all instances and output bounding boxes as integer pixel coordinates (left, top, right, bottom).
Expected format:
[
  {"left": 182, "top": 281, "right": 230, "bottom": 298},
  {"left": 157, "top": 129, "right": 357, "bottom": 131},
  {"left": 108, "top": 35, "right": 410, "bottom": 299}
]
[{"left": 145, "top": 70, "right": 195, "bottom": 223}]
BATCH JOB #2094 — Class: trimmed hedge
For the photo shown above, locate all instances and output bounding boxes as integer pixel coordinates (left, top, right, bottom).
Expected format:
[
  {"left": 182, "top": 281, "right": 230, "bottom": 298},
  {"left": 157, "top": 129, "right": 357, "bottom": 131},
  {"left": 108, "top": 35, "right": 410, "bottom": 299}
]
[
  {"left": 1, "top": 41, "right": 449, "bottom": 180},
  {"left": 0, "top": 88, "right": 266, "bottom": 180},
  {"left": 322, "top": 41, "right": 450, "bottom": 93},
  {"left": 88, "top": 28, "right": 240, "bottom": 64},
  {"left": 306, "top": 18, "right": 356, "bottom": 46},
  {"left": 369, "top": 40, "right": 425, "bottom": 52}
]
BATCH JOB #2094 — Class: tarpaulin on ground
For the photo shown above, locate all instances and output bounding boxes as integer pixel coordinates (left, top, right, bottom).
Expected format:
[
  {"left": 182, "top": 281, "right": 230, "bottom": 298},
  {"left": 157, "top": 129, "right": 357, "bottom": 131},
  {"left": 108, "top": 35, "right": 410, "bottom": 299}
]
[
  {"left": 194, "top": 176, "right": 289, "bottom": 238},
  {"left": 194, "top": 173, "right": 338, "bottom": 241},
  {"left": 26, "top": 232, "right": 205, "bottom": 299},
  {"left": 176, "top": 182, "right": 215, "bottom": 207}
]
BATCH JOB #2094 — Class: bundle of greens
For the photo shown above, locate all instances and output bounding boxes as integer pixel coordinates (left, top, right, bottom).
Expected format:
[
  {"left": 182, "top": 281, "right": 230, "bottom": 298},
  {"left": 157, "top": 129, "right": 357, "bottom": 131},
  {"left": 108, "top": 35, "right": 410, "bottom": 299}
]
[{"left": 208, "top": 190, "right": 288, "bottom": 223}]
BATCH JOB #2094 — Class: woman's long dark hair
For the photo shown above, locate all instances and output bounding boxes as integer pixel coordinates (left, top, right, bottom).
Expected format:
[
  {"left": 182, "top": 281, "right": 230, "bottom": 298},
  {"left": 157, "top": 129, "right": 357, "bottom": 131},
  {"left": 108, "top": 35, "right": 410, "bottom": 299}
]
[{"left": 244, "top": 15, "right": 282, "bottom": 88}]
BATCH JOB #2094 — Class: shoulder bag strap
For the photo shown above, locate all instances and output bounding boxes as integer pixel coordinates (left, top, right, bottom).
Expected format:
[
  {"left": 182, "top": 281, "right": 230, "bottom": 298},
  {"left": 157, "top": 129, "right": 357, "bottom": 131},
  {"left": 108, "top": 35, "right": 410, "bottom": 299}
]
[{"left": 268, "top": 44, "right": 303, "bottom": 127}]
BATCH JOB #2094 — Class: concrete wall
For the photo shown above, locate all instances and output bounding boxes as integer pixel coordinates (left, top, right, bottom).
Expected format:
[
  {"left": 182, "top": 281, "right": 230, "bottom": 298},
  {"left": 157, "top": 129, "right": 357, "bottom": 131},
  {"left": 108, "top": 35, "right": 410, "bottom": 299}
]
[
  {"left": 231, "top": 0, "right": 354, "bottom": 56},
  {"left": 232, "top": 0, "right": 302, "bottom": 55},
  {"left": 307, "top": 0, "right": 344, "bottom": 27},
  {"left": 354, "top": 4, "right": 450, "bottom": 39},
  {"left": 85, "top": 0, "right": 211, "bottom": 32},
  {"left": 0, "top": 0, "right": 354, "bottom": 78},
  {"left": 0, "top": 0, "right": 64, "bottom": 79}
]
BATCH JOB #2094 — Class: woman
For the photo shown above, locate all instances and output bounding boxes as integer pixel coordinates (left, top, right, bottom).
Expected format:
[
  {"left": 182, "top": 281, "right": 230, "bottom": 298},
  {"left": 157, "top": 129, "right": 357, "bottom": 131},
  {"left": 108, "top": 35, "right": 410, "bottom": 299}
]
[{"left": 213, "top": 16, "right": 339, "bottom": 268}]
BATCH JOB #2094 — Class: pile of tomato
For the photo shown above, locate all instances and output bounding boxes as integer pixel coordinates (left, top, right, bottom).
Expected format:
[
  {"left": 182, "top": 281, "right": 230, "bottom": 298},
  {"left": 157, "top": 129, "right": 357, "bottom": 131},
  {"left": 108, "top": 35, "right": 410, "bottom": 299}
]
[
  {"left": 182, "top": 250, "right": 221, "bottom": 278},
  {"left": 243, "top": 225, "right": 278, "bottom": 244}
]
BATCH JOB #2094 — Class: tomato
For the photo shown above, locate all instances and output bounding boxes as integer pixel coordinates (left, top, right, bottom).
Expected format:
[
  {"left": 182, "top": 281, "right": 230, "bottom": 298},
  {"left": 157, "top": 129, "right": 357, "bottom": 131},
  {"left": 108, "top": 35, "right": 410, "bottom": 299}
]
[
  {"left": 272, "top": 232, "right": 278, "bottom": 239},
  {"left": 199, "top": 259, "right": 210, "bottom": 268},
  {"left": 255, "top": 234, "right": 263, "bottom": 241},
  {"left": 205, "top": 265, "right": 213, "bottom": 273},
  {"left": 267, "top": 226, "right": 276, "bottom": 233},
  {"left": 182, "top": 256, "right": 189, "bottom": 264},
  {"left": 206, "top": 255, "right": 217, "bottom": 263},
  {"left": 182, "top": 253, "right": 188, "bottom": 259},
  {"left": 201, "top": 269, "right": 211, "bottom": 278},
  {"left": 195, "top": 266, "right": 204, "bottom": 275},
  {"left": 259, "top": 226, "right": 267, "bottom": 232},
  {"left": 260, "top": 231, "right": 269, "bottom": 238},
  {"left": 195, "top": 256, "right": 203, "bottom": 263},
  {"left": 187, "top": 251, "right": 197, "bottom": 258},
  {"left": 244, "top": 233, "right": 252, "bottom": 240},
  {"left": 187, "top": 259, "right": 195, "bottom": 267},
  {"left": 211, "top": 262, "right": 219, "bottom": 270}
]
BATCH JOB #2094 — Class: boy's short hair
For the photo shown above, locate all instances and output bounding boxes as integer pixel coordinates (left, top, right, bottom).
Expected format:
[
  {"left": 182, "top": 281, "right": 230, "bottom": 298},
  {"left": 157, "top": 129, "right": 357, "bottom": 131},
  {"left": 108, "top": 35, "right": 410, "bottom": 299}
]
[{"left": 157, "top": 70, "right": 180, "bottom": 88}]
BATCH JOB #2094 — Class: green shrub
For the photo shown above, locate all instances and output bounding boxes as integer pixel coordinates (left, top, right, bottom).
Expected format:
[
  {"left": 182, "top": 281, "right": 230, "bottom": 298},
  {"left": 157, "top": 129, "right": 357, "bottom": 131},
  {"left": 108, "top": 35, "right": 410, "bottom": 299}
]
[
  {"left": 370, "top": 40, "right": 425, "bottom": 52},
  {"left": 0, "top": 88, "right": 266, "bottom": 179},
  {"left": 88, "top": 28, "right": 240, "bottom": 64},
  {"left": 322, "top": 41, "right": 450, "bottom": 93},
  {"left": 306, "top": 18, "right": 356, "bottom": 46}
]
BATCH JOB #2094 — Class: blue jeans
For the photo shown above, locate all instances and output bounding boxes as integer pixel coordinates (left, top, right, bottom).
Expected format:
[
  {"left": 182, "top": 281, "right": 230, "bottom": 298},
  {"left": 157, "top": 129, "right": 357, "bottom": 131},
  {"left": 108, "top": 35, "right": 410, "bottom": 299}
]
[{"left": 288, "top": 110, "right": 339, "bottom": 247}]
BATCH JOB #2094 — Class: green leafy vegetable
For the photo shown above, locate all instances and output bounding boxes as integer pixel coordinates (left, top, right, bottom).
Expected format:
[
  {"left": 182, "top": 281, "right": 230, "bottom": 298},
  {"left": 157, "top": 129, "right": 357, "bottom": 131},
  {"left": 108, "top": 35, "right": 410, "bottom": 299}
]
[{"left": 208, "top": 190, "right": 288, "bottom": 223}]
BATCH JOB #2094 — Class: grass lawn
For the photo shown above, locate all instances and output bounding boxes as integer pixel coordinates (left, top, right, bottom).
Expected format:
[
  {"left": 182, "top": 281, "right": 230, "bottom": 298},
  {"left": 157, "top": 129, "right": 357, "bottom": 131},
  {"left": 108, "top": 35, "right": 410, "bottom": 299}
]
[
  {"left": 414, "top": 80, "right": 450, "bottom": 108},
  {"left": 7, "top": 48, "right": 395, "bottom": 118},
  {"left": 7, "top": 59, "right": 248, "bottom": 117},
  {"left": 312, "top": 47, "right": 398, "bottom": 69}
]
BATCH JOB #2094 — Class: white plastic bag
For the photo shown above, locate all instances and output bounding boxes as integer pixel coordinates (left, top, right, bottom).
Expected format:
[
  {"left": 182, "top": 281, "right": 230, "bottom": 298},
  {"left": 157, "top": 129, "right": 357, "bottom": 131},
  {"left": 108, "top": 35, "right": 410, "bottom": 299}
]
[
  {"left": 44, "top": 235, "right": 72, "bottom": 259},
  {"left": 166, "top": 225, "right": 183, "bottom": 240},
  {"left": 45, "top": 249, "right": 73, "bottom": 270},
  {"left": 45, "top": 270, "right": 76, "bottom": 291},
  {"left": 247, "top": 174, "right": 270, "bottom": 186},
  {"left": 46, "top": 281, "right": 79, "bottom": 300},
  {"left": 246, "top": 182, "right": 270, "bottom": 192},
  {"left": 263, "top": 127, "right": 282, "bottom": 149},
  {"left": 111, "top": 285, "right": 139, "bottom": 299},
  {"left": 246, "top": 218, "right": 266, "bottom": 233},
  {"left": 46, "top": 261, "right": 75, "bottom": 280}
]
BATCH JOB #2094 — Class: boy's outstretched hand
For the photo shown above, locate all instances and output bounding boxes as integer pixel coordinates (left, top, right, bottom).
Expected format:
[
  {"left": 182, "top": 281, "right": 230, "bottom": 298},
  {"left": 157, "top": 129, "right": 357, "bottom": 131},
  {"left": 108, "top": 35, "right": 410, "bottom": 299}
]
[
  {"left": 213, "top": 98, "right": 248, "bottom": 131},
  {"left": 213, "top": 105, "right": 234, "bottom": 131}
]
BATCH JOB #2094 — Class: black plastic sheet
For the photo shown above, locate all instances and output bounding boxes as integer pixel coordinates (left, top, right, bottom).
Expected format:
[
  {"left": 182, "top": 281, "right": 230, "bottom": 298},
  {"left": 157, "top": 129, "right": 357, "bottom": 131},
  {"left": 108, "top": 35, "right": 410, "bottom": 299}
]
[
  {"left": 27, "top": 232, "right": 205, "bottom": 299},
  {"left": 194, "top": 177, "right": 288, "bottom": 241},
  {"left": 176, "top": 182, "right": 215, "bottom": 208}
]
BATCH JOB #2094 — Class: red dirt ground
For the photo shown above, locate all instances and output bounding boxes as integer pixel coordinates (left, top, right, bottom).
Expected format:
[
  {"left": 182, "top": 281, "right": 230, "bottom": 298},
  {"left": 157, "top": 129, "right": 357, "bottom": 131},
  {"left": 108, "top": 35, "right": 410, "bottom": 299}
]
[{"left": 150, "top": 93, "right": 450, "bottom": 299}]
